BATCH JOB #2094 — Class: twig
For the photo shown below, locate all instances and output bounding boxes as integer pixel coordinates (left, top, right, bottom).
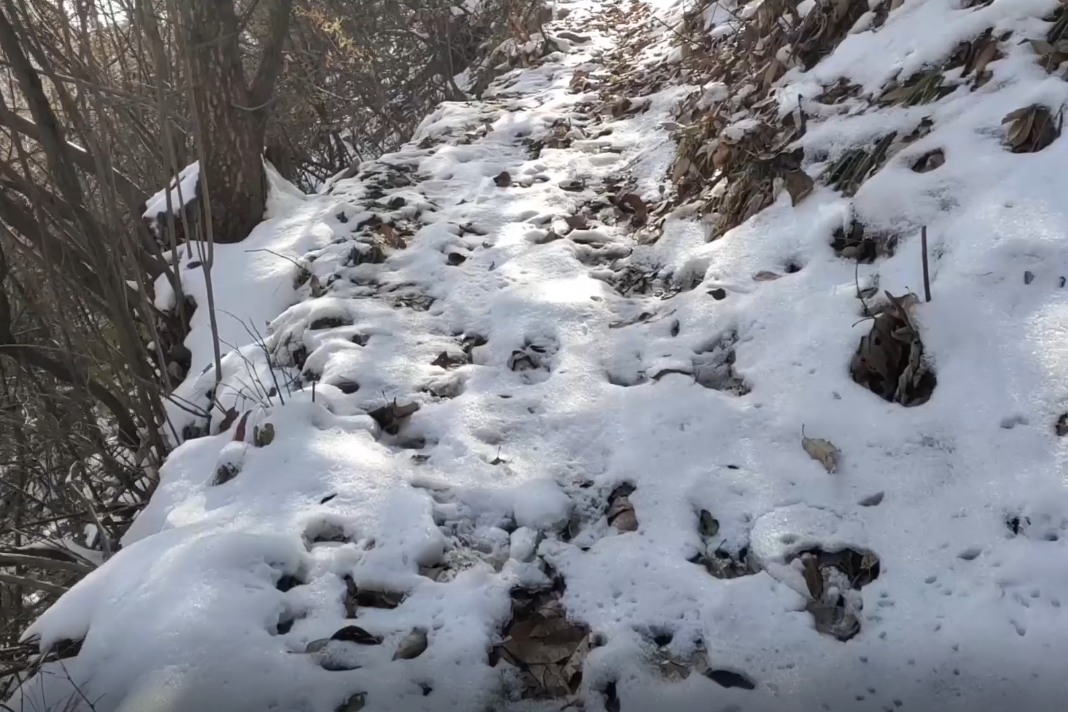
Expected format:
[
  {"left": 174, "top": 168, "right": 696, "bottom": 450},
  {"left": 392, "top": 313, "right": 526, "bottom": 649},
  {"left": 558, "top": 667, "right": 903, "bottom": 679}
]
[
  {"left": 921, "top": 226, "right": 931, "bottom": 303},
  {"left": 0, "top": 552, "right": 94, "bottom": 576},
  {"left": 0, "top": 572, "right": 69, "bottom": 596},
  {"left": 855, "top": 260, "right": 870, "bottom": 317}
]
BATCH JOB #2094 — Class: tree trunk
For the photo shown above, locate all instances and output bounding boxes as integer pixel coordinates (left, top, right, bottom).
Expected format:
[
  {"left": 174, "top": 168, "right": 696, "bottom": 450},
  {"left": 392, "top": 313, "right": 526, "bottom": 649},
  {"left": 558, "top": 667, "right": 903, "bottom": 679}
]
[
  {"left": 177, "top": 0, "right": 293, "bottom": 244},
  {"left": 178, "top": 0, "right": 265, "bottom": 243}
]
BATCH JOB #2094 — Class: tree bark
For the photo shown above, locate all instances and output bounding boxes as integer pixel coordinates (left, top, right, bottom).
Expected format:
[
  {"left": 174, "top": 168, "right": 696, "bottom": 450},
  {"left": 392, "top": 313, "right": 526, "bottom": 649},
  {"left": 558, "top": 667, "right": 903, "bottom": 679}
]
[{"left": 177, "top": 0, "right": 293, "bottom": 243}]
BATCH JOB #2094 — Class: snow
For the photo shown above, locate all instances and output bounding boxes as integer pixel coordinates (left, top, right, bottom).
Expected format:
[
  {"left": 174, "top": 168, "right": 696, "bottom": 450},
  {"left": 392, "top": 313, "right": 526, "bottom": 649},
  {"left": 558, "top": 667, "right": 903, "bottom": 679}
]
[
  {"left": 142, "top": 161, "right": 200, "bottom": 222},
  {"left": 16, "top": 0, "right": 1068, "bottom": 710}
]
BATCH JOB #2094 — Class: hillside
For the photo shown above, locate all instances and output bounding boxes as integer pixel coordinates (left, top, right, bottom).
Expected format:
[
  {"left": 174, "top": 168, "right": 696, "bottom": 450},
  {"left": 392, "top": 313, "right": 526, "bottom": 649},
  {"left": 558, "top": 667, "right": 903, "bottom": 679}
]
[{"left": 13, "top": 0, "right": 1068, "bottom": 710}]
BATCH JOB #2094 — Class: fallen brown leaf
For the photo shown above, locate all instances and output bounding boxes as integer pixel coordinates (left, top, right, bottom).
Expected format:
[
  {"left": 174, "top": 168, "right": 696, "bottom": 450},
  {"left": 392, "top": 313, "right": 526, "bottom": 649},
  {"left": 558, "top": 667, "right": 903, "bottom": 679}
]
[
  {"left": 618, "top": 193, "right": 648, "bottom": 226},
  {"left": 233, "top": 411, "right": 250, "bottom": 442},
  {"left": 368, "top": 399, "right": 420, "bottom": 435},
  {"left": 802, "top": 427, "right": 840, "bottom": 473},
  {"left": 393, "top": 627, "right": 428, "bottom": 660}
]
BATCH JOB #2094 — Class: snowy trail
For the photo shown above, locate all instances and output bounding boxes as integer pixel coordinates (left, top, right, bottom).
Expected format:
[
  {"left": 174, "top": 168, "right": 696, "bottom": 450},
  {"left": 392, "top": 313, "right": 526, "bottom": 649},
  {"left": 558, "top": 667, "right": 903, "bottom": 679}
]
[{"left": 18, "top": 0, "right": 1068, "bottom": 710}]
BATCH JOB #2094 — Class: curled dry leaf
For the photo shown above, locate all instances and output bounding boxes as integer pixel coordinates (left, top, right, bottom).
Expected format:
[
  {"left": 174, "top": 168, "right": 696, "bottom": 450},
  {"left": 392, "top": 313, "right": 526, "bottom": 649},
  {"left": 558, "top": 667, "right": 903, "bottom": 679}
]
[
  {"left": 784, "top": 169, "right": 814, "bottom": 206},
  {"left": 564, "top": 213, "right": 589, "bottom": 231},
  {"left": 618, "top": 193, "right": 648, "bottom": 226},
  {"left": 431, "top": 351, "right": 467, "bottom": 369},
  {"left": 671, "top": 156, "right": 691, "bottom": 183},
  {"left": 606, "top": 483, "right": 638, "bottom": 532},
  {"left": 1002, "top": 104, "right": 1061, "bottom": 153},
  {"left": 494, "top": 593, "right": 590, "bottom": 700},
  {"left": 801, "top": 553, "right": 824, "bottom": 600},
  {"left": 379, "top": 223, "right": 405, "bottom": 249},
  {"left": 342, "top": 574, "right": 358, "bottom": 618},
  {"left": 233, "top": 411, "right": 251, "bottom": 442},
  {"left": 802, "top": 427, "right": 840, "bottom": 473},
  {"left": 355, "top": 587, "right": 405, "bottom": 609},
  {"left": 393, "top": 627, "right": 428, "bottom": 660},
  {"left": 219, "top": 407, "right": 239, "bottom": 433},
  {"left": 331, "top": 625, "right": 383, "bottom": 645},
  {"left": 335, "top": 692, "right": 366, "bottom": 712},
  {"left": 368, "top": 399, "right": 420, "bottom": 435},
  {"left": 850, "top": 290, "right": 936, "bottom": 406},
  {"left": 753, "top": 271, "right": 781, "bottom": 281}
]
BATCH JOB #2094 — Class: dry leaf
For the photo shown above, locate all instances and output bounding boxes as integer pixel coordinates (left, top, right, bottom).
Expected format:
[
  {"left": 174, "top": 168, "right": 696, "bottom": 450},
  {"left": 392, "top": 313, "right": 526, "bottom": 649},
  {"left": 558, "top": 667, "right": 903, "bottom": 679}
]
[
  {"left": 784, "top": 170, "right": 814, "bottom": 205},
  {"left": 331, "top": 625, "right": 383, "bottom": 645},
  {"left": 494, "top": 171, "right": 512, "bottom": 187},
  {"left": 218, "top": 407, "right": 239, "bottom": 433},
  {"left": 1003, "top": 105, "right": 1060, "bottom": 153},
  {"left": 379, "top": 223, "right": 405, "bottom": 249},
  {"left": 699, "top": 509, "right": 719, "bottom": 538},
  {"left": 753, "top": 271, "right": 781, "bottom": 281},
  {"left": 564, "top": 213, "right": 589, "bottom": 231},
  {"left": 671, "top": 156, "right": 691, "bottom": 183},
  {"left": 233, "top": 411, "right": 250, "bottom": 442},
  {"left": 801, "top": 553, "right": 823, "bottom": 600},
  {"left": 368, "top": 399, "right": 420, "bottom": 435},
  {"left": 343, "top": 574, "right": 358, "bottom": 618},
  {"left": 393, "top": 627, "right": 428, "bottom": 660},
  {"left": 802, "top": 427, "right": 840, "bottom": 473},
  {"left": 354, "top": 587, "right": 405, "bottom": 609},
  {"left": 335, "top": 692, "right": 366, "bottom": 712},
  {"left": 618, "top": 193, "right": 648, "bottom": 226}
]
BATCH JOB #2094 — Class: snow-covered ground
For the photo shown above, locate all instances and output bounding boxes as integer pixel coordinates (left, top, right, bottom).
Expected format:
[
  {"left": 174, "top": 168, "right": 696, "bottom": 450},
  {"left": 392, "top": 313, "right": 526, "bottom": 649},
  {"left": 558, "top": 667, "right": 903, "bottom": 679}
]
[{"left": 15, "top": 0, "right": 1068, "bottom": 709}]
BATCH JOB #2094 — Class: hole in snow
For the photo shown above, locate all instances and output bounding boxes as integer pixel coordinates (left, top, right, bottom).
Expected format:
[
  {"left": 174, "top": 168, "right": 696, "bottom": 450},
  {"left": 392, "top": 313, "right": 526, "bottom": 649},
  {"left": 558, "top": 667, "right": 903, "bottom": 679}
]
[
  {"left": 330, "top": 379, "right": 360, "bottom": 394},
  {"left": 831, "top": 217, "right": 898, "bottom": 263},
  {"left": 492, "top": 574, "right": 588, "bottom": 700},
  {"left": 850, "top": 292, "right": 936, "bottom": 406},
  {"left": 693, "top": 330, "right": 749, "bottom": 395},
  {"left": 275, "top": 572, "right": 306, "bottom": 593},
  {"left": 789, "top": 547, "right": 880, "bottom": 642},
  {"left": 309, "top": 315, "right": 352, "bottom": 331},
  {"left": 1007, "top": 515, "right": 1029, "bottom": 535},
  {"left": 303, "top": 517, "right": 350, "bottom": 548}
]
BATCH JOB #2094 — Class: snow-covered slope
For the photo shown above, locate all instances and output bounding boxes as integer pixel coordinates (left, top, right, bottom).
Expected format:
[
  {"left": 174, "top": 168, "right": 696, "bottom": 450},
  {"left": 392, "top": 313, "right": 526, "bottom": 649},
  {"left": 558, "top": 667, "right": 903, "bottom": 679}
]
[{"left": 16, "top": 0, "right": 1068, "bottom": 710}]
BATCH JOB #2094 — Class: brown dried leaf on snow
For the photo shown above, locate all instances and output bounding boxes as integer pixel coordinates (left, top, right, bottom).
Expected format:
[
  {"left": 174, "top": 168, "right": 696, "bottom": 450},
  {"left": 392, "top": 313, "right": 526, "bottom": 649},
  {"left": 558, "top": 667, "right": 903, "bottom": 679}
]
[
  {"left": 393, "top": 627, "right": 428, "bottom": 660},
  {"left": 494, "top": 592, "right": 589, "bottom": 700},
  {"left": 219, "top": 407, "right": 239, "bottom": 433},
  {"left": 1003, "top": 105, "right": 1061, "bottom": 153},
  {"left": 564, "top": 213, "right": 589, "bottom": 231},
  {"left": 368, "top": 399, "right": 420, "bottom": 435},
  {"left": 850, "top": 290, "right": 936, "bottom": 406},
  {"left": 617, "top": 193, "right": 648, "bottom": 226},
  {"left": 494, "top": 171, "right": 512, "bottom": 187},
  {"left": 379, "top": 223, "right": 405, "bottom": 249},
  {"left": 802, "top": 427, "right": 840, "bottom": 473},
  {"left": 784, "top": 169, "right": 814, "bottom": 206},
  {"left": 606, "top": 483, "right": 638, "bottom": 532},
  {"left": 753, "top": 271, "right": 781, "bottom": 281},
  {"left": 233, "top": 411, "right": 250, "bottom": 442}
]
